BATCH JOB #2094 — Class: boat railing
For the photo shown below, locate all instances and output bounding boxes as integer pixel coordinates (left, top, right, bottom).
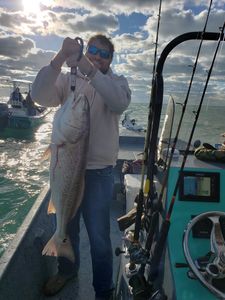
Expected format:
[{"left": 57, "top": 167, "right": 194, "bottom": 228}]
[{"left": 0, "top": 185, "right": 56, "bottom": 300}]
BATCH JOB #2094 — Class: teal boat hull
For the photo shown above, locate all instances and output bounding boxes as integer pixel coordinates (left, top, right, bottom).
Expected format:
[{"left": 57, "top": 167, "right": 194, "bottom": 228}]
[{"left": 0, "top": 109, "right": 51, "bottom": 139}]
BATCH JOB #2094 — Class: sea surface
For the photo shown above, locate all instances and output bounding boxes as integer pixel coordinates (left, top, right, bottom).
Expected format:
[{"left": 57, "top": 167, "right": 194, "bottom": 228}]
[{"left": 0, "top": 101, "right": 225, "bottom": 257}]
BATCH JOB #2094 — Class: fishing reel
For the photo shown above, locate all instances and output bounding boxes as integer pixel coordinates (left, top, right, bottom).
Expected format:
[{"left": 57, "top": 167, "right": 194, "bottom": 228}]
[
  {"left": 183, "top": 211, "right": 225, "bottom": 299},
  {"left": 128, "top": 243, "right": 149, "bottom": 265},
  {"left": 129, "top": 272, "right": 167, "bottom": 300},
  {"left": 123, "top": 243, "right": 149, "bottom": 279},
  {"left": 120, "top": 228, "right": 149, "bottom": 263},
  {"left": 129, "top": 272, "right": 152, "bottom": 299}
]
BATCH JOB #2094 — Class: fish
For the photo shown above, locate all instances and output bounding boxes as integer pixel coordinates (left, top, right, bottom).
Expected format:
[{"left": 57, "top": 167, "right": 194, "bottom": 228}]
[{"left": 42, "top": 92, "right": 90, "bottom": 262}]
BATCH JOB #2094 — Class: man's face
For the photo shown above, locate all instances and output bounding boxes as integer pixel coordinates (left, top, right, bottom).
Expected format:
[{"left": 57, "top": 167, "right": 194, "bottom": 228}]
[{"left": 86, "top": 39, "right": 112, "bottom": 74}]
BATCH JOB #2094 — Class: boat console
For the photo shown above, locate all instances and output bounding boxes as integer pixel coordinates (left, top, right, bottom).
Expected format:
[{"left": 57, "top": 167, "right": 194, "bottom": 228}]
[
  {"left": 161, "top": 154, "right": 225, "bottom": 299},
  {"left": 116, "top": 153, "right": 225, "bottom": 299}
]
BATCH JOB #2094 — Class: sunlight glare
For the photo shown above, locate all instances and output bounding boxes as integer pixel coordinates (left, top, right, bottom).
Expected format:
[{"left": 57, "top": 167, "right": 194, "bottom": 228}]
[
  {"left": 22, "top": 0, "right": 54, "bottom": 14},
  {"left": 22, "top": 0, "right": 41, "bottom": 13}
]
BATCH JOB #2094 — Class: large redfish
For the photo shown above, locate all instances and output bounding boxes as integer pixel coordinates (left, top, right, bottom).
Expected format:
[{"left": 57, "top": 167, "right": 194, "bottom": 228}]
[{"left": 42, "top": 93, "right": 90, "bottom": 262}]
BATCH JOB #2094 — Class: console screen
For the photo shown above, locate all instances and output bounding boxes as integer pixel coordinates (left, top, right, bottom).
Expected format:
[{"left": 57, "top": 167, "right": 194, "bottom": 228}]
[{"left": 179, "top": 171, "right": 220, "bottom": 202}]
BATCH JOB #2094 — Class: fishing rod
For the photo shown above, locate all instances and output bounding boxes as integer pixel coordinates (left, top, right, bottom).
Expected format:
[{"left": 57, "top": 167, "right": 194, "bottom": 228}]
[
  {"left": 118, "top": 4, "right": 163, "bottom": 291},
  {"left": 124, "top": 2, "right": 164, "bottom": 296},
  {"left": 132, "top": 0, "right": 163, "bottom": 243},
  {"left": 156, "top": 0, "right": 213, "bottom": 210},
  {"left": 140, "top": 0, "right": 214, "bottom": 262},
  {"left": 152, "top": 0, "right": 162, "bottom": 79},
  {"left": 147, "top": 21, "right": 225, "bottom": 285}
]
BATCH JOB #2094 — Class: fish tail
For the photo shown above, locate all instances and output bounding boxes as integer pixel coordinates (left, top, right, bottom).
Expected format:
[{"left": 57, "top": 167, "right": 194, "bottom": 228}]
[{"left": 42, "top": 233, "right": 75, "bottom": 262}]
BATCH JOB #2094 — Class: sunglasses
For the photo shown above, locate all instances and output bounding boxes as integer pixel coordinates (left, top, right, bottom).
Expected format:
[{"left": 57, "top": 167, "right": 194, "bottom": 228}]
[{"left": 87, "top": 45, "right": 111, "bottom": 59}]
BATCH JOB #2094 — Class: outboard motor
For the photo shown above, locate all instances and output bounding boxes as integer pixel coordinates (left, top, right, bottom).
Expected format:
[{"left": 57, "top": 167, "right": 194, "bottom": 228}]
[{"left": 0, "top": 103, "right": 9, "bottom": 131}]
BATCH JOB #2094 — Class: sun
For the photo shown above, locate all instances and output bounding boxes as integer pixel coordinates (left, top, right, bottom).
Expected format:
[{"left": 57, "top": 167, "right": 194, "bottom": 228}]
[
  {"left": 22, "top": 0, "right": 54, "bottom": 14},
  {"left": 22, "top": 0, "right": 40, "bottom": 13}
]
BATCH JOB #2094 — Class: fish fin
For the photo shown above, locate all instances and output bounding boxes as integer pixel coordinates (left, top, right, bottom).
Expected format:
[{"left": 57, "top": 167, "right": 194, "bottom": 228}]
[
  {"left": 42, "top": 234, "right": 75, "bottom": 263},
  {"left": 47, "top": 199, "right": 56, "bottom": 214},
  {"left": 41, "top": 145, "right": 51, "bottom": 161}
]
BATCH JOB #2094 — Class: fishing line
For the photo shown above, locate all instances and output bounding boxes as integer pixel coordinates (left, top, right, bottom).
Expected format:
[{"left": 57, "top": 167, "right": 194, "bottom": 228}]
[
  {"left": 156, "top": 0, "right": 213, "bottom": 206},
  {"left": 133, "top": 0, "right": 163, "bottom": 242},
  {"left": 70, "top": 37, "right": 84, "bottom": 92},
  {"left": 148, "top": 21, "right": 225, "bottom": 284}
]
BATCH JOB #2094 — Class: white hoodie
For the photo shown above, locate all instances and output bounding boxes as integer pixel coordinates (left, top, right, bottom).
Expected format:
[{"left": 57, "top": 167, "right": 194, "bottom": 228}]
[{"left": 31, "top": 64, "right": 131, "bottom": 168}]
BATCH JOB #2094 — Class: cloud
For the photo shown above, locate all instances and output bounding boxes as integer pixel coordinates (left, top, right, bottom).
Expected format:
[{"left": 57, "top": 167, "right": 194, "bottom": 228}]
[
  {"left": 0, "top": 0, "right": 224, "bottom": 103},
  {"left": 0, "top": 7, "right": 119, "bottom": 38},
  {"left": 0, "top": 35, "right": 34, "bottom": 58},
  {"left": 146, "top": 7, "right": 225, "bottom": 44},
  {"left": 51, "top": 0, "right": 158, "bottom": 14},
  {"left": 0, "top": 8, "right": 36, "bottom": 35},
  {"left": 0, "top": 34, "right": 55, "bottom": 82}
]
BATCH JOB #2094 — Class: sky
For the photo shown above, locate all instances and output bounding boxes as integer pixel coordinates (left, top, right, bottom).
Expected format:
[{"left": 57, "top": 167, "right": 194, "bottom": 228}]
[{"left": 0, "top": 0, "right": 224, "bottom": 103}]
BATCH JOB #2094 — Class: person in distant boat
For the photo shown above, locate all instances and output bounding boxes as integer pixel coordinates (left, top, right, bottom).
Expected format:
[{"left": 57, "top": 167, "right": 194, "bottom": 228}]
[
  {"left": 31, "top": 34, "right": 131, "bottom": 299},
  {"left": 9, "top": 87, "right": 24, "bottom": 108},
  {"left": 131, "top": 118, "right": 136, "bottom": 125},
  {"left": 25, "top": 91, "right": 37, "bottom": 116}
]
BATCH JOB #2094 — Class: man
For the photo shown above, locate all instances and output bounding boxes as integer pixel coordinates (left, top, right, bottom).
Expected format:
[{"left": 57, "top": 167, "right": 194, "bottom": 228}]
[{"left": 31, "top": 34, "right": 131, "bottom": 299}]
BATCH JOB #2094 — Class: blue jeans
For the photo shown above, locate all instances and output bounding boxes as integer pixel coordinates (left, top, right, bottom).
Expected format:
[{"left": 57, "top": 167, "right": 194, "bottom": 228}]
[{"left": 58, "top": 166, "right": 114, "bottom": 297}]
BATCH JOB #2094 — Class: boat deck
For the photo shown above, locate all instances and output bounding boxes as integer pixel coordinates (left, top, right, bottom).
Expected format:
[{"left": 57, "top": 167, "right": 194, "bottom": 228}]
[
  {"left": 40, "top": 194, "right": 124, "bottom": 300},
  {"left": 0, "top": 133, "right": 145, "bottom": 300}
]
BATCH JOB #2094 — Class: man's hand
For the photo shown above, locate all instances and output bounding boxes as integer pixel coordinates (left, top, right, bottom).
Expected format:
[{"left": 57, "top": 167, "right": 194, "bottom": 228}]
[
  {"left": 50, "top": 37, "right": 83, "bottom": 70},
  {"left": 62, "top": 37, "right": 81, "bottom": 58},
  {"left": 61, "top": 37, "right": 83, "bottom": 67}
]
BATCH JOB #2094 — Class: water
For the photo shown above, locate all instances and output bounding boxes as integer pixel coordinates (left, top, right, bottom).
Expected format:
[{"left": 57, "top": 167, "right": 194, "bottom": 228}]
[
  {"left": 0, "top": 112, "right": 54, "bottom": 256},
  {"left": 125, "top": 101, "right": 225, "bottom": 146},
  {"left": 0, "top": 101, "right": 225, "bottom": 257}
]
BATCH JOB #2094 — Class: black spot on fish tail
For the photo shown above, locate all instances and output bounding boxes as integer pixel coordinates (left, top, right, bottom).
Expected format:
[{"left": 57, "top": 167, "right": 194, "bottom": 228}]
[{"left": 63, "top": 238, "right": 67, "bottom": 243}]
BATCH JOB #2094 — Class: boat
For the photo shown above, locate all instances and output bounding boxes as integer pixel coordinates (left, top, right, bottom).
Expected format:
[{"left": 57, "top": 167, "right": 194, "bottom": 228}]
[
  {"left": 122, "top": 111, "right": 145, "bottom": 132},
  {"left": 0, "top": 29, "right": 225, "bottom": 300},
  {"left": 0, "top": 79, "right": 52, "bottom": 138}
]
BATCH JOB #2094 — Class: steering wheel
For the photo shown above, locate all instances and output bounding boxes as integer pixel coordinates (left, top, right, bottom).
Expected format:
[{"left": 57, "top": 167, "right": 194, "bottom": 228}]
[{"left": 183, "top": 211, "right": 225, "bottom": 299}]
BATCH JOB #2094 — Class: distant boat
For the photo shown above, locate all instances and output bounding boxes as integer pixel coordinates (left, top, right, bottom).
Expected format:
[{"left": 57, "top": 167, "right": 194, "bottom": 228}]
[
  {"left": 122, "top": 111, "right": 145, "bottom": 132},
  {"left": 0, "top": 79, "right": 51, "bottom": 138}
]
